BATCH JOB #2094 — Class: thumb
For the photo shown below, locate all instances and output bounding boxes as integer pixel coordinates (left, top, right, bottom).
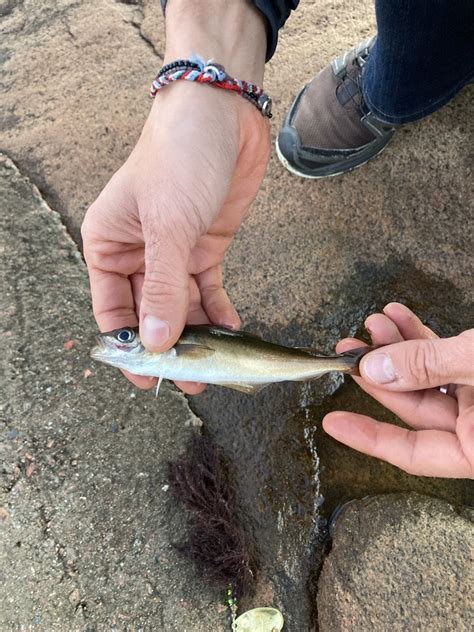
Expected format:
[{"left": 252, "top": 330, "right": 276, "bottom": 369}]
[
  {"left": 139, "top": 235, "right": 190, "bottom": 352},
  {"left": 359, "top": 331, "right": 474, "bottom": 391}
]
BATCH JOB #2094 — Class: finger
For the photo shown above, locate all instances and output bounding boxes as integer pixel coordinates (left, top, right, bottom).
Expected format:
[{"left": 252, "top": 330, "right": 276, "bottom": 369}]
[
  {"left": 336, "top": 338, "right": 457, "bottom": 431},
  {"left": 336, "top": 338, "right": 366, "bottom": 353},
  {"left": 187, "top": 276, "right": 210, "bottom": 326},
  {"left": 336, "top": 311, "right": 405, "bottom": 353},
  {"left": 175, "top": 380, "right": 207, "bottom": 395},
  {"left": 359, "top": 332, "right": 474, "bottom": 390},
  {"left": 197, "top": 265, "right": 241, "bottom": 330},
  {"left": 136, "top": 274, "right": 207, "bottom": 395},
  {"left": 140, "top": 274, "right": 210, "bottom": 328},
  {"left": 364, "top": 313, "right": 404, "bottom": 344},
  {"left": 456, "top": 385, "right": 474, "bottom": 412},
  {"left": 122, "top": 371, "right": 157, "bottom": 390},
  {"left": 130, "top": 272, "right": 144, "bottom": 318},
  {"left": 456, "top": 403, "right": 474, "bottom": 476},
  {"left": 87, "top": 268, "right": 156, "bottom": 390},
  {"left": 140, "top": 231, "right": 190, "bottom": 352},
  {"left": 322, "top": 412, "right": 472, "bottom": 478},
  {"left": 383, "top": 302, "right": 438, "bottom": 340},
  {"left": 87, "top": 267, "right": 138, "bottom": 331}
]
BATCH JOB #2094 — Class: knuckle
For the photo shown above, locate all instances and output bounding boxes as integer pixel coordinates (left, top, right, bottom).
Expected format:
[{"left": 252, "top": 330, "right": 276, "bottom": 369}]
[
  {"left": 81, "top": 202, "right": 103, "bottom": 246},
  {"left": 403, "top": 432, "right": 419, "bottom": 475},
  {"left": 80, "top": 210, "right": 94, "bottom": 242},
  {"left": 457, "top": 406, "right": 474, "bottom": 478},
  {"left": 143, "top": 263, "right": 186, "bottom": 303},
  {"left": 406, "top": 340, "right": 440, "bottom": 385},
  {"left": 455, "top": 330, "right": 474, "bottom": 381},
  {"left": 201, "top": 282, "right": 223, "bottom": 298}
]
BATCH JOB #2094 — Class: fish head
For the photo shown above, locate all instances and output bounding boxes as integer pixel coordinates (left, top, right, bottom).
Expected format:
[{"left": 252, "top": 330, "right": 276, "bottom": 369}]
[{"left": 90, "top": 326, "right": 144, "bottom": 368}]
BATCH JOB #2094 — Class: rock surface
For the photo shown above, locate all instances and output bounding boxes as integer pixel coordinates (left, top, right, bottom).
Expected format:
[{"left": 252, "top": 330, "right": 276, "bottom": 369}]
[
  {"left": 0, "top": 155, "right": 224, "bottom": 631},
  {"left": 317, "top": 494, "right": 474, "bottom": 631},
  {"left": 1, "top": 0, "right": 473, "bottom": 630},
  {"left": 1, "top": 0, "right": 164, "bottom": 244}
]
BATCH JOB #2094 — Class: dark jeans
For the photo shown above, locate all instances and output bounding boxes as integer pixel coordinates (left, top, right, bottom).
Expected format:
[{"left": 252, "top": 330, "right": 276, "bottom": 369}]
[{"left": 363, "top": 0, "right": 474, "bottom": 124}]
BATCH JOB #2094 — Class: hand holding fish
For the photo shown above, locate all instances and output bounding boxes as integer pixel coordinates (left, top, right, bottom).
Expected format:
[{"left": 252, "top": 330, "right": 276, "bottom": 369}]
[
  {"left": 81, "top": 2, "right": 269, "bottom": 394},
  {"left": 323, "top": 303, "right": 474, "bottom": 479}
]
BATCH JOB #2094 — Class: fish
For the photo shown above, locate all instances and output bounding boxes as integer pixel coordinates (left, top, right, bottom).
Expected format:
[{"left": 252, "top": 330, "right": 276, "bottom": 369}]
[{"left": 90, "top": 325, "right": 372, "bottom": 394}]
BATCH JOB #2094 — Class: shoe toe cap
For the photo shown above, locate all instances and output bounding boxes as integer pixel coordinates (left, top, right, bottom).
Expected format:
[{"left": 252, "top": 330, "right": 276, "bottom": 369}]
[{"left": 277, "top": 124, "right": 301, "bottom": 164}]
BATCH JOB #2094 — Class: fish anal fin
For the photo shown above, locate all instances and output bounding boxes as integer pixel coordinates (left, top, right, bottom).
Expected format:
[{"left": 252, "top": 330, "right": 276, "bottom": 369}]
[
  {"left": 174, "top": 343, "right": 215, "bottom": 359},
  {"left": 214, "top": 382, "right": 270, "bottom": 394}
]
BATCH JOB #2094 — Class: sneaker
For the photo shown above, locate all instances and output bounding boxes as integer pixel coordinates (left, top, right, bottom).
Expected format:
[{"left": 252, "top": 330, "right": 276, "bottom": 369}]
[{"left": 276, "top": 37, "right": 395, "bottom": 179}]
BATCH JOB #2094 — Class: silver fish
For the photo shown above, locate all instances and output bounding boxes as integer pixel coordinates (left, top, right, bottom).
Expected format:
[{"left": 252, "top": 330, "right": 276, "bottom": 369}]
[{"left": 90, "top": 325, "right": 371, "bottom": 394}]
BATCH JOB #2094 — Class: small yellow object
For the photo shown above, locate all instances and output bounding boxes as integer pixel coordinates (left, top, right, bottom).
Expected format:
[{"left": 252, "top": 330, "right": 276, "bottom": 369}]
[{"left": 235, "top": 607, "right": 284, "bottom": 632}]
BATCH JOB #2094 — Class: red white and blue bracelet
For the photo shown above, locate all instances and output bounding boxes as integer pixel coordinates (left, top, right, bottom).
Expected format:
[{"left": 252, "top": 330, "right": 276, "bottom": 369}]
[{"left": 150, "top": 55, "right": 273, "bottom": 119}]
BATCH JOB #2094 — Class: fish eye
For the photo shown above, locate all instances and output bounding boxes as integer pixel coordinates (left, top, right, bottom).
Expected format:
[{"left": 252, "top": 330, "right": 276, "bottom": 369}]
[{"left": 116, "top": 328, "right": 135, "bottom": 343}]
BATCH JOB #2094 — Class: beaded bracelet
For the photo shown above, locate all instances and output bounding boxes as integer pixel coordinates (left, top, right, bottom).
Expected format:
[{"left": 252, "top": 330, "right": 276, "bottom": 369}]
[{"left": 150, "top": 55, "right": 273, "bottom": 119}]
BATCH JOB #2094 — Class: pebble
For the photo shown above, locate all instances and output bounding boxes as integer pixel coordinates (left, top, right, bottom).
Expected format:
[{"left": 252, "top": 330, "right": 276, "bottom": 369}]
[{"left": 68, "top": 588, "right": 80, "bottom": 605}]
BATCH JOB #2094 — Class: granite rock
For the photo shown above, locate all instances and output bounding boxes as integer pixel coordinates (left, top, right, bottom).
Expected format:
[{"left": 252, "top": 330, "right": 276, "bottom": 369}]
[{"left": 317, "top": 494, "right": 474, "bottom": 631}]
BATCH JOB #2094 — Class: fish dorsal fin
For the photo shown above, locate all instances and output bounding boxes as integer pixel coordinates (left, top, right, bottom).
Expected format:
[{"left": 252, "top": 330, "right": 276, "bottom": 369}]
[
  {"left": 174, "top": 343, "right": 215, "bottom": 359},
  {"left": 214, "top": 382, "right": 271, "bottom": 394},
  {"left": 207, "top": 326, "right": 264, "bottom": 341},
  {"left": 184, "top": 324, "right": 264, "bottom": 341}
]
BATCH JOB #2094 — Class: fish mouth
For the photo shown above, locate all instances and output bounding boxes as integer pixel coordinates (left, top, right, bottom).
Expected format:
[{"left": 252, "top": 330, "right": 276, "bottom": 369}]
[{"left": 90, "top": 337, "right": 107, "bottom": 360}]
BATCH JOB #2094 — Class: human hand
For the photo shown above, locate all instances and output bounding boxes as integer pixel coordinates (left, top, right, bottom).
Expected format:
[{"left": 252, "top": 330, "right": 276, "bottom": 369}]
[
  {"left": 81, "top": 1, "right": 269, "bottom": 394},
  {"left": 323, "top": 303, "right": 474, "bottom": 478}
]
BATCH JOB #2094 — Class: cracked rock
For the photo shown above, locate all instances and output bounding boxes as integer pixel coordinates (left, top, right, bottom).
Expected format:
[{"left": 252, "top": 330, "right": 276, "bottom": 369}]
[{"left": 0, "top": 155, "right": 224, "bottom": 630}]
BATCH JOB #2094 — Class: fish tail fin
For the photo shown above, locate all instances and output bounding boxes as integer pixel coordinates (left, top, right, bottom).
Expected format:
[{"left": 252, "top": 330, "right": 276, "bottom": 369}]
[{"left": 336, "top": 345, "right": 377, "bottom": 375}]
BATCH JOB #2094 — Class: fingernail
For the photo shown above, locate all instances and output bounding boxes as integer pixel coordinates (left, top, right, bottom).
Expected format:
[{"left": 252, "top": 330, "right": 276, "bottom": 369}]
[
  {"left": 142, "top": 315, "right": 170, "bottom": 348},
  {"left": 221, "top": 320, "right": 238, "bottom": 330},
  {"left": 363, "top": 353, "right": 396, "bottom": 384}
]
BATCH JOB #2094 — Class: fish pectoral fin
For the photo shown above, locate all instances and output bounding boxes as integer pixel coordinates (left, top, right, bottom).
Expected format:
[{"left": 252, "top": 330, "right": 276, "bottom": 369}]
[
  {"left": 214, "top": 382, "right": 271, "bottom": 394},
  {"left": 174, "top": 343, "right": 215, "bottom": 359},
  {"left": 155, "top": 376, "right": 163, "bottom": 398}
]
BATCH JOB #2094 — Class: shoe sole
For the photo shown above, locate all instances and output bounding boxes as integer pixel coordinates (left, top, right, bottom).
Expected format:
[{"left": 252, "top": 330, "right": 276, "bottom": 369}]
[{"left": 275, "top": 135, "right": 391, "bottom": 180}]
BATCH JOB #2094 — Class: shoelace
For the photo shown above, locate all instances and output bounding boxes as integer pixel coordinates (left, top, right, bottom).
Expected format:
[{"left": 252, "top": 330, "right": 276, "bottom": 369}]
[{"left": 337, "top": 51, "right": 370, "bottom": 112}]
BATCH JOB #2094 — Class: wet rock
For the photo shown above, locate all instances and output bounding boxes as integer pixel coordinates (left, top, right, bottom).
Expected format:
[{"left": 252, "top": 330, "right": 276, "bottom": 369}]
[{"left": 317, "top": 494, "right": 474, "bottom": 631}]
